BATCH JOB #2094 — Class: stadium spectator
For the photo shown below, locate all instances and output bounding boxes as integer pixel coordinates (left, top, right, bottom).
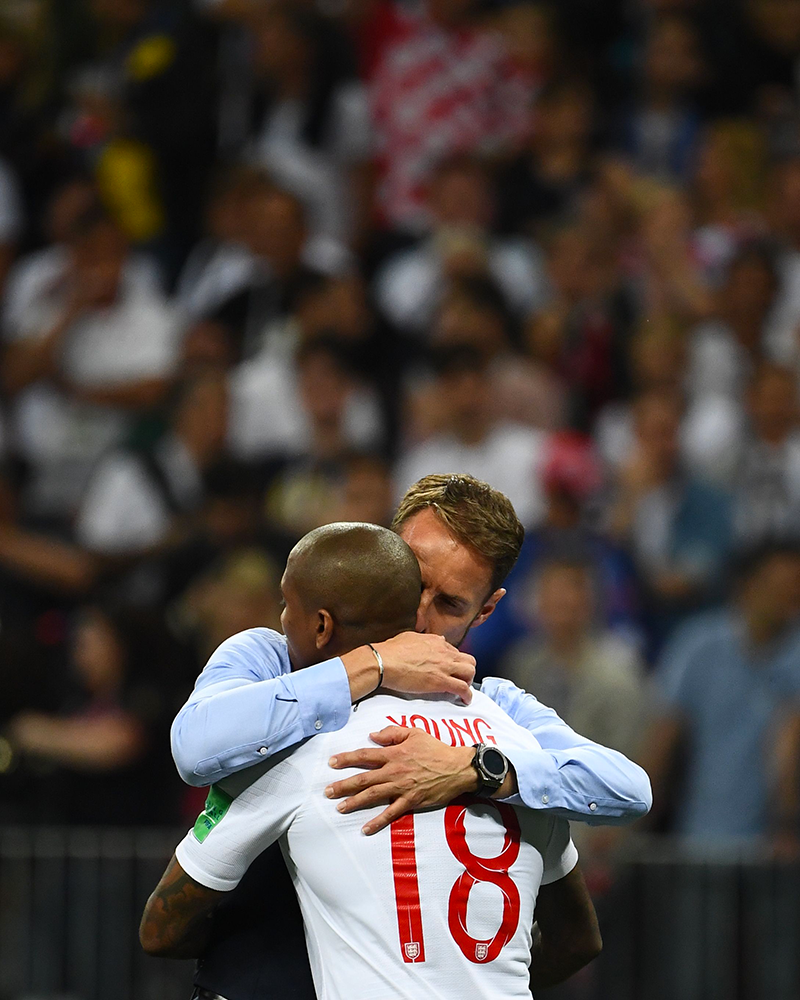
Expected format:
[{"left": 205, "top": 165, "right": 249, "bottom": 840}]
[
  {"left": 528, "top": 220, "right": 633, "bottom": 430},
  {"left": 496, "top": 79, "right": 597, "bottom": 238},
  {"left": 466, "top": 431, "right": 641, "bottom": 674},
  {"left": 115, "top": 458, "right": 273, "bottom": 613},
  {"left": 0, "top": 154, "right": 21, "bottom": 289},
  {"left": 765, "top": 156, "right": 800, "bottom": 366},
  {"left": 177, "top": 547, "right": 283, "bottom": 661},
  {"left": 83, "top": 0, "right": 219, "bottom": 267},
  {"left": 404, "top": 276, "right": 566, "bottom": 443},
  {"left": 644, "top": 543, "right": 800, "bottom": 846},
  {"left": 394, "top": 344, "right": 548, "bottom": 527},
  {"left": 376, "top": 156, "right": 545, "bottom": 336},
  {"left": 376, "top": 156, "right": 547, "bottom": 336},
  {"left": 730, "top": 362, "right": 800, "bottom": 546},
  {"left": 613, "top": 13, "right": 706, "bottom": 181},
  {"left": 370, "top": 0, "right": 530, "bottom": 229},
  {"left": 176, "top": 167, "right": 277, "bottom": 325},
  {"left": 607, "top": 387, "right": 732, "bottom": 649},
  {"left": 332, "top": 451, "right": 394, "bottom": 526},
  {"left": 75, "top": 371, "right": 230, "bottom": 555},
  {"left": 259, "top": 340, "right": 385, "bottom": 537},
  {"left": 686, "top": 242, "right": 777, "bottom": 406},
  {"left": 594, "top": 319, "right": 687, "bottom": 474},
  {"left": 4, "top": 602, "right": 183, "bottom": 824},
  {"left": 187, "top": 182, "right": 349, "bottom": 365},
  {"left": 59, "top": 65, "right": 166, "bottom": 250},
  {"left": 1, "top": 205, "right": 179, "bottom": 522},
  {"left": 501, "top": 556, "right": 648, "bottom": 763},
  {"left": 229, "top": 333, "right": 383, "bottom": 466},
  {"left": 690, "top": 121, "right": 768, "bottom": 283},
  {"left": 245, "top": 4, "right": 373, "bottom": 244}
]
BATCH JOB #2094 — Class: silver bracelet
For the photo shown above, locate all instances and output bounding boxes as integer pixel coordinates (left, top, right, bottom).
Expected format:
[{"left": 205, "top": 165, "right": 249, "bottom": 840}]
[{"left": 367, "top": 643, "right": 384, "bottom": 693}]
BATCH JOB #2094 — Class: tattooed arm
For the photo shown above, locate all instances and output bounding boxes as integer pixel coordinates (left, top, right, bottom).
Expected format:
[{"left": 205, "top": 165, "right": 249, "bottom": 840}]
[{"left": 139, "top": 854, "right": 223, "bottom": 959}]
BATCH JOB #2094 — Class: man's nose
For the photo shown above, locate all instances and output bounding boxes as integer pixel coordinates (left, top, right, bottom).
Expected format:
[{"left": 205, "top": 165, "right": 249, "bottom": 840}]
[{"left": 416, "top": 593, "right": 433, "bottom": 632}]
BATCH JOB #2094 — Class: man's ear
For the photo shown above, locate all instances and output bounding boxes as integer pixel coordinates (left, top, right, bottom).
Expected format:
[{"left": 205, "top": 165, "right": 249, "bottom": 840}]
[
  {"left": 315, "top": 609, "right": 335, "bottom": 650},
  {"left": 470, "top": 588, "right": 506, "bottom": 630}
]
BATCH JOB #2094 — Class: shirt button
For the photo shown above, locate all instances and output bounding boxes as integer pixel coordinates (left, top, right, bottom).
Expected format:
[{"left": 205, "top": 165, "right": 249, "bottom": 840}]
[
  {"left": 541, "top": 794, "right": 549, "bottom": 804},
  {"left": 258, "top": 747, "right": 268, "bottom": 756},
  {"left": 314, "top": 719, "right": 323, "bottom": 731},
  {"left": 589, "top": 802, "right": 597, "bottom": 812}
]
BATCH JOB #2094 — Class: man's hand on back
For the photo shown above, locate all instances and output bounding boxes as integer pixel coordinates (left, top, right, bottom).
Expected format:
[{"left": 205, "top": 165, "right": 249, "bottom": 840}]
[
  {"left": 324, "top": 726, "right": 518, "bottom": 835},
  {"left": 340, "top": 632, "right": 475, "bottom": 705}
]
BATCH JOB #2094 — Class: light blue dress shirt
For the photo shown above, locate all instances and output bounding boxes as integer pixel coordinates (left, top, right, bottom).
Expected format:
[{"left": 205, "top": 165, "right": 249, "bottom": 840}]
[
  {"left": 656, "top": 610, "right": 800, "bottom": 840},
  {"left": 171, "top": 628, "right": 652, "bottom": 824}
]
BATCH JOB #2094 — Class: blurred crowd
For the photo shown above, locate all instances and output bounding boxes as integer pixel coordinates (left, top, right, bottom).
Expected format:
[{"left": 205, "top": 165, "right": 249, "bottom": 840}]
[{"left": 0, "top": 0, "right": 800, "bottom": 868}]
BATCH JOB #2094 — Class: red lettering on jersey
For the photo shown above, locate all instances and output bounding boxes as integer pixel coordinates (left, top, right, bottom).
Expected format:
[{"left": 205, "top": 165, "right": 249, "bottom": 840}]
[
  {"left": 409, "top": 715, "right": 441, "bottom": 741},
  {"left": 449, "top": 718, "right": 477, "bottom": 746},
  {"left": 387, "top": 715, "right": 407, "bottom": 728},
  {"left": 390, "top": 815, "right": 426, "bottom": 963},
  {"left": 473, "top": 718, "right": 497, "bottom": 745},
  {"left": 441, "top": 719, "right": 458, "bottom": 747}
]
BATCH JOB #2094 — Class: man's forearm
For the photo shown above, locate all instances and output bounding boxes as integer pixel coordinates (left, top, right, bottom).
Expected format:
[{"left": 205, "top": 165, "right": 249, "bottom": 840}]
[
  {"left": 140, "top": 856, "right": 222, "bottom": 959},
  {"left": 529, "top": 921, "right": 598, "bottom": 989},
  {"left": 530, "top": 866, "right": 602, "bottom": 989},
  {"left": 483, "top": 677, "right": 652, "bottom": 824},
  {"left": 171, "top": 659, "right": 352, "bottom": 785},
  {"left": 172, "top": 633, "right": 475, "bottom": 786},
  {"left": 506, "top": 743, "right": 652, "bottom": 823}
]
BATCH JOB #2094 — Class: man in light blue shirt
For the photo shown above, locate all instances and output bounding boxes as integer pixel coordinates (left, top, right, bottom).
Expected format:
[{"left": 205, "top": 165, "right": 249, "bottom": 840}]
[
  {"left": 173, "top": 474, "right": 652, "bottom": 832},
  {"left": 646, "top": 542, "right": 800, "bottom": 843},
  {"left": 170, "top": 474, "right": 651, "bottom": 1000}
]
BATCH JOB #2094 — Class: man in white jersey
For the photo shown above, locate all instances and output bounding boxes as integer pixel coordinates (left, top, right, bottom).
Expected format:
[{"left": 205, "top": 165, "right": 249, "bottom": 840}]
[{"left": 142, "top": 524, "right": 602, "bottom": 998}]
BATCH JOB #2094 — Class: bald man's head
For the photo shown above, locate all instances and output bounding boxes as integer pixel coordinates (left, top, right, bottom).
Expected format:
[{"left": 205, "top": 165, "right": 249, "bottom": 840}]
[{"left": 280, "top": 523, "right": 422, "bottom": 669}]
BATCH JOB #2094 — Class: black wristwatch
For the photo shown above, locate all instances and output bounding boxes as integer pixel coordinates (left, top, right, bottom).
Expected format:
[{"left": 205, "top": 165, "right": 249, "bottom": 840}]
[{"left": 470, "top": 743, "right": 510, "bottom": 795}]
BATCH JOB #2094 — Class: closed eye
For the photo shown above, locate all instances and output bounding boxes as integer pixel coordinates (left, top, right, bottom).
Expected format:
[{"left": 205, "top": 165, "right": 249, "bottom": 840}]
[{"left": 436, "top": 594, "right": 467, "bottom": 614}]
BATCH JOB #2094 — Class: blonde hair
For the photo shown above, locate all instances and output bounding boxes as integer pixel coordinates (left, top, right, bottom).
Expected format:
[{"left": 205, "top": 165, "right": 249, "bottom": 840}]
[{"left": 392, "top": 474, "right": 525, "bottom": 591}]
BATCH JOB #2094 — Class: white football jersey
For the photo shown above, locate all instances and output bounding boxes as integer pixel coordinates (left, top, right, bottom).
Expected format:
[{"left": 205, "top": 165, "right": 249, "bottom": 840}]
[{"left": 176, "top": 688, "right": 578, "bottom": 1000}]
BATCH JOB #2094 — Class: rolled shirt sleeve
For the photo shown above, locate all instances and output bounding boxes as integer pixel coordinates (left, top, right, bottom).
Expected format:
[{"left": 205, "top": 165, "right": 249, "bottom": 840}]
[
  {"left": 171, "top": 628, "right": 352, "bottom": 786},
  {"left": 481, "top": 676, "right": 652, "bottom": 825}
]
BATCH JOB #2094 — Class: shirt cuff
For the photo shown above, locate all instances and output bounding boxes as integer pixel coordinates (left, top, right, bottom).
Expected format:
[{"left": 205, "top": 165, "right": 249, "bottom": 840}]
[
  {"left": 288, "top": 656, "right": 352, "bottom": 739},
  {"left": 497, "top": 744, "right": 566, "bottom": 812}
]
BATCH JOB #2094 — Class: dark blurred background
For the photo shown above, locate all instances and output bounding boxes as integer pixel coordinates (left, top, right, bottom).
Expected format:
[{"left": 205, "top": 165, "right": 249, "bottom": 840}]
[{"left": 0, "top": 0, "right": 800, "bottom": 997}]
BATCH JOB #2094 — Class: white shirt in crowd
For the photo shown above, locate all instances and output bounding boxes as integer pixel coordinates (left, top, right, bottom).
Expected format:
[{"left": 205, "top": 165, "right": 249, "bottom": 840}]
[
  {"left": 75, "top": 435, "right": 204, "bottom": 554},
  {"left": 2, "top": 248, "right": 180, "bottom": 515},
  {"left": 394, "top": 424, "right": 548, "bottom": 527},
  {"left": 764, "top": 248, "right": 800, "bottom": 370},
  {"left": 227, "top": 347, "right": 382, "bottom": 460},
  {"left": 376, "top": 238, "right": 548, "bottom": 335},
  {"left": 249, "top": 83, "right": 374, "bottom": 243},
  {"left": 175, "top": 238, "right": 352, "bottom": 324},
  {"left": 177, "top": 685, "right": 577, "bottom": 1000},
  {"left": 594, "top": 396, "right": 744, "bottom": 485}
]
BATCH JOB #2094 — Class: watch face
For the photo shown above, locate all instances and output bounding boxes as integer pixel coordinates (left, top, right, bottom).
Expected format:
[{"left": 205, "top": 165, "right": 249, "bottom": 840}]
[{"left": 481, "top": 747, "right": 506, "bottom": 779}]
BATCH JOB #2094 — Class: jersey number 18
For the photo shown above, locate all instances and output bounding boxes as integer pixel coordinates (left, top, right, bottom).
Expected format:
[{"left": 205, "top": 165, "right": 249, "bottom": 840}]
[{"left": 390, "top": 796, "right": 522, "bottom": 964}]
